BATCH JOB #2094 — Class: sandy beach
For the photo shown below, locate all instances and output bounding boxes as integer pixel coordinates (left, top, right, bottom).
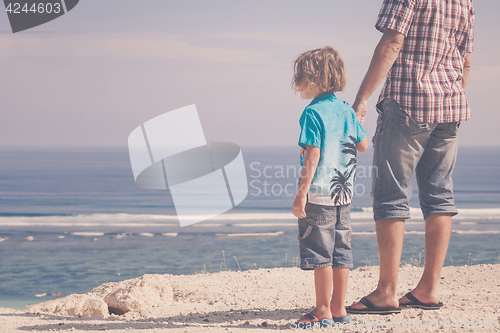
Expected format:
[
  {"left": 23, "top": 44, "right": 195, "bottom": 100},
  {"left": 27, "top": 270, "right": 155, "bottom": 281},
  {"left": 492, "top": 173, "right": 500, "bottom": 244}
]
[{"left": 1, "top": 264, "right": 499, "bottom": 332}]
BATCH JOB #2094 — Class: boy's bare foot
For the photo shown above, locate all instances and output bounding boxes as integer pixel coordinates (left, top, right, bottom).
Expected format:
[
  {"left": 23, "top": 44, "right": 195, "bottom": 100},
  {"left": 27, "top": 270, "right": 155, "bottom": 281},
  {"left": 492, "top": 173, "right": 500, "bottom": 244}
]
[{"left": 331, "top": 307, "right": 348, "bottom": 319}]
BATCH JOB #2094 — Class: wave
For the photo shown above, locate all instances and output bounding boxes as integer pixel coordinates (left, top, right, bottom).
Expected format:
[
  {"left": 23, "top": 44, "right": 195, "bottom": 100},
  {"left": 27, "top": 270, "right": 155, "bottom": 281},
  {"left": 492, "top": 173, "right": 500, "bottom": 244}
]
[
  {"left": 453, "top": 208, "right": 500, "bottom": 219},
  {"left": 355, "top": 229, "right": 500, "bottom": 236},
  {"left": 0, "top": 209, "right": 373, "bottom": 226},
  {"left": 452, "top": 230, "right": 500, "bottom": 235},
  {"left": 216, "top": 231, "right": 284, "bottom": 237},
  {"left": 352, "top": 231, "right": 377, "bottom": 236},
  {"left": 0, "top": 214, "right": 180, "bottom": 227},
  {"left": 71, "top": 232, "right": 105, "bottom": 237},
  {"left": 232, "top": 223, "right": 296, "bottom": 227},
  {"left": 0, "top": 213, "right": 71, "bottom": 217},
  {"left": 353, "top": 231, "right": 426, "bottom": 236},
  {"left": 114, "top": 233, "right": 128, "bottom": 239},
  {"left": 0, "top": 207, "right": 499, "bottom": 228}
]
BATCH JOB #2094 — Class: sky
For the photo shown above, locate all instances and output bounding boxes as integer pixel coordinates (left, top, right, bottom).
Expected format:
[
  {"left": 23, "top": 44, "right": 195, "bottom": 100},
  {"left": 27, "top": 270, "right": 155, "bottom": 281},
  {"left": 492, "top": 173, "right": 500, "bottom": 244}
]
[{"left": 0, "top": 0, "right": 498, "bottom": 147}]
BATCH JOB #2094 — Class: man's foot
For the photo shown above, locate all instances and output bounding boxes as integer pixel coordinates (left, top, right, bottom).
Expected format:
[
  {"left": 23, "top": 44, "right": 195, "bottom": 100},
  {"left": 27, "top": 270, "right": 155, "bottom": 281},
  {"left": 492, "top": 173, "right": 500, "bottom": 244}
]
[
  {"left": 349, "top": 290, "right": 399, "bottom": 310},
  {"left": 399, "top": 292, "right": 443, "bottom": 310},
  {"left": 398, "top": 288, "right": 439, "bottom": 306},
  {"left": 347, "top": 297, "right": 401, "bottom": 314},
  {"left": 346, "top": 291, "right": 401, "bottom": 314}
]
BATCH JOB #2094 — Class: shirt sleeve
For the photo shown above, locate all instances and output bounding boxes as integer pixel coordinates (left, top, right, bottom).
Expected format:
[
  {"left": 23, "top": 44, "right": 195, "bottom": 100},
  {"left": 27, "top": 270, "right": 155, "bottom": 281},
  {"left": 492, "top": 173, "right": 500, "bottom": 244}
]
[
  {"left": 465, "top": 4, "right": 474, "bottom": 53},
  {"left": 375, "top": 0, "right": 417, "bottom": 37},
  {"left": 298, "top": 109, "right": 322, "bottom": 149}
]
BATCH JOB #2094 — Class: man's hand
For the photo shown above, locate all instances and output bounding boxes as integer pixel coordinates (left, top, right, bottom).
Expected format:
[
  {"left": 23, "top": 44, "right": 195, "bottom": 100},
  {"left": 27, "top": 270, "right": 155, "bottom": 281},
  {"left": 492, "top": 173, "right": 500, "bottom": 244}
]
[
  {"left": 352, "top": 28, "right": 404, "bottom": 122},
  {"left": 352, "top": 99, "right": 367, "bottom": 125},
  {"left": 292, "top": 193, "right": 307, "bottom": 219},
  {"left": 462, "top": 52, "right": 472, "bottom": 89}
]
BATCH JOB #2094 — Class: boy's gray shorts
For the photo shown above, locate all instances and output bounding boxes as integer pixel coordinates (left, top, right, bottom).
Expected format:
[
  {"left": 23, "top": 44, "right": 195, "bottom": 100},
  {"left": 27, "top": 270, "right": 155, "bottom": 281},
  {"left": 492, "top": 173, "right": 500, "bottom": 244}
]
[{"left": 298, "top": 202, "right": 353, "bottom": 269}]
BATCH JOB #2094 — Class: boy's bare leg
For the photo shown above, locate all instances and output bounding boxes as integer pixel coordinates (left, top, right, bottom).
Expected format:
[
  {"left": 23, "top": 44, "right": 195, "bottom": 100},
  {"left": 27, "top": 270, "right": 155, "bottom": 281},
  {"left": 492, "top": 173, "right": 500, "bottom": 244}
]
[
  {"left": 297, "top": 266, "right": 333, "bottom": 322},
  {"left": 313, "top": 266, "right": 333, "bottom": 318},
  {"left": 399, "top": 213, "right": 452, "bottom": 305},
  {"left": 331, "top": 267, "right": 349, "bottom": 318},
  {"left": 350, "top": 218, "right": 405, "bottom": 309}
]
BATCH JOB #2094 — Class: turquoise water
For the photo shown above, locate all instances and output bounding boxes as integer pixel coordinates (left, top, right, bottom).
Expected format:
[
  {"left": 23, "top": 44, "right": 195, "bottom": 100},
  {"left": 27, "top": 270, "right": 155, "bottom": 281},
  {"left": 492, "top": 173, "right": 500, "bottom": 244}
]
[{"left": 0, "top": 146, "right": 499, "bottom": 309}]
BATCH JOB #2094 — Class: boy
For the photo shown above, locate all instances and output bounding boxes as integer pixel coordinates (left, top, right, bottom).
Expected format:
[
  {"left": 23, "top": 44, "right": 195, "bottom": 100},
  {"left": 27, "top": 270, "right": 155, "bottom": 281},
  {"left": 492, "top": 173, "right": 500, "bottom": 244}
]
[{"left": 292, "top": 47, "right": 368, "bottom": 328}]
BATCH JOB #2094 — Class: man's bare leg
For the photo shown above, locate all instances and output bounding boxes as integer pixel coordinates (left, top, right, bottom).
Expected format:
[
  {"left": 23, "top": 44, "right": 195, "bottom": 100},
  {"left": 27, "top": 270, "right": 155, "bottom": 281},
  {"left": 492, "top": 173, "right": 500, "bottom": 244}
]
[
  {"left": 399, "top": 213, "right": 452, "bottom": 305},
  {"left": 350, "top": 218, "right": 405, "bottom": 309}
]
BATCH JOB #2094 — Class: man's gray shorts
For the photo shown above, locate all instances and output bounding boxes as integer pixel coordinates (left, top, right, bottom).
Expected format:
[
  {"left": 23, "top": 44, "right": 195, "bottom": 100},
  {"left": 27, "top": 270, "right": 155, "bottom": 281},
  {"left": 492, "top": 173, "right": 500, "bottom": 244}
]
[{"left": 371, "top": 99, "right": 460, "bottom": 221}]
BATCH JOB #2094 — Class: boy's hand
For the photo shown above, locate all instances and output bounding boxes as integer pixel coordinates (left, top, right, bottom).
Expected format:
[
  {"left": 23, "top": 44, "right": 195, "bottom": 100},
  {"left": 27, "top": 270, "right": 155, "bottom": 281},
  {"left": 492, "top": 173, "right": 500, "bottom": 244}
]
[
  {"left": 358, "top": 114, "right": 365, "bottom": 126},
  {"left": 293, "top": 194, "right": 307, "bottom": 219},
  {"left": 352, "top": 99, "right": 367, "bottom": 125},
  {"left": 293, "top": 145, "right": 319, "bottom": 219}
]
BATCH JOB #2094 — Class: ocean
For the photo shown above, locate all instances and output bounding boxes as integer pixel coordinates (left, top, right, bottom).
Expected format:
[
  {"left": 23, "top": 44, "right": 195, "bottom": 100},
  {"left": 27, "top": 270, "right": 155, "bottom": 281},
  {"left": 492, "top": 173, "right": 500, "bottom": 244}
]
[{"left": 1, "top": 146, "right": 499, "bottom": 310}]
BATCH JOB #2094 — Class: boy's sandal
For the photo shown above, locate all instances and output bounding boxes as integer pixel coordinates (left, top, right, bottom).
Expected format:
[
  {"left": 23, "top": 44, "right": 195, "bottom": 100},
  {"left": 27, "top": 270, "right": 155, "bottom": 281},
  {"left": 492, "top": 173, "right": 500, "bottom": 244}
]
[
  {"left": 333, "top": 314, "right": 352, "bottom": 323},
  {"left": 293, "top": 313, "right": 333, "bottom": 329}
]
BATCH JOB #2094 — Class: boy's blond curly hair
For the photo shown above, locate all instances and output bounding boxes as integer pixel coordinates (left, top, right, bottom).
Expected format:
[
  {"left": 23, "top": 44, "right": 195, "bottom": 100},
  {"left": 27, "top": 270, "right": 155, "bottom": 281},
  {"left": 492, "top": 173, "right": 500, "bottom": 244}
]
[{"left": 292, "top": 47, "right": 346, "bottom": 93}]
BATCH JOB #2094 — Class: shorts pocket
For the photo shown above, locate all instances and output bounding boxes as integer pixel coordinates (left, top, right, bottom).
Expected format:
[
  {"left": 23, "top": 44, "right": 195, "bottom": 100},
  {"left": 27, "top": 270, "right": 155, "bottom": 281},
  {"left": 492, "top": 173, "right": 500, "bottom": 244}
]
[
  {"left": 447, "top": 121, "right": 461, "bottom": 134},
  {"left": 297, "top": 218, "right": 311, "bottom": 241},
  {"left": 339, "top": 205, "right": 351, "bottom": 226},
  {"left": 297, "top": 204, "right": 336, "bottom": 240},
  {"left": 304, "top": 203, "right": 336, "bottom": 226},
  {"left": 399, "top": 110, "right": 432, "bottom": 135},
  {"left": 339, "top": 213, "right": 351, "bottom": 225},
  {"left": 305, "top": 212, "right": 336, "bottom": 226},
  {"left": 372, "top": 102, "right": 387, "bottom": 145}
]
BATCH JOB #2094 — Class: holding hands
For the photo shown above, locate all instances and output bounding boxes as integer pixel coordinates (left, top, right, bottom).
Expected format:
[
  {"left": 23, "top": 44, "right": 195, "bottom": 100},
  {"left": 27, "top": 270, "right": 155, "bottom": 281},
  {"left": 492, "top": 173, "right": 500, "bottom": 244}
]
[{"left": 352, "top": 99, "right": 367, "bottom": 125}]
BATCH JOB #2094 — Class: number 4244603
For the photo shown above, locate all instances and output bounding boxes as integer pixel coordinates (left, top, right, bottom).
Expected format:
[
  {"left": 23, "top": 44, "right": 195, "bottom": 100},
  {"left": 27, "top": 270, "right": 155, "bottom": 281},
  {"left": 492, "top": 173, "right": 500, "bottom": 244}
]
[{"left": 5, "top": 2, "right": 62, "bottom": 14}]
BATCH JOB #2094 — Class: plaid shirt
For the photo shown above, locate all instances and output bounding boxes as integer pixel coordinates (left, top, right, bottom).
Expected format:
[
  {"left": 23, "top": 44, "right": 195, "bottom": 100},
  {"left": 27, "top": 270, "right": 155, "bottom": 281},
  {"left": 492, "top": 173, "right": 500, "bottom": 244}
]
[{"left": 376, "top": 0, "right": 475, "bottom": 123}]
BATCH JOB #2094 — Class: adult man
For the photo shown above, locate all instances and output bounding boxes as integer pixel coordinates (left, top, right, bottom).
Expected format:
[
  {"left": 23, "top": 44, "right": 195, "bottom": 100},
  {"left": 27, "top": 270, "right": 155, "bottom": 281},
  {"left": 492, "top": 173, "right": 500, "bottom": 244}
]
[{"left": 348, "top": 0, "right": 474, "bottom": 314}]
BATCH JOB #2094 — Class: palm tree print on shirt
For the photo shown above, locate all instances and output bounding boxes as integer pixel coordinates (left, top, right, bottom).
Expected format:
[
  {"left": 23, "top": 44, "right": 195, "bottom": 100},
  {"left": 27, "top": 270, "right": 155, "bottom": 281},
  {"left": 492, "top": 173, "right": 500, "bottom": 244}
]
[{"left": 330, "top": 135, "right": 357, "bottom": 205}]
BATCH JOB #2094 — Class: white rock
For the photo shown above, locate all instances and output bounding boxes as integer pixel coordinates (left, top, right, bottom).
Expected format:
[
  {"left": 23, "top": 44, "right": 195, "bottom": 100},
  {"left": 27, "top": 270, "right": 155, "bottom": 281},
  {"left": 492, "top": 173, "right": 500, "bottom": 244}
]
[
  {"left": 29, "top": 294, "right": 109, "bottom": 318},
  {"left": 92, "top": 274, "right": 173, "bottom": 314},
  {"left": 27, "top": 274, "right": 173, "bottom": 318}
]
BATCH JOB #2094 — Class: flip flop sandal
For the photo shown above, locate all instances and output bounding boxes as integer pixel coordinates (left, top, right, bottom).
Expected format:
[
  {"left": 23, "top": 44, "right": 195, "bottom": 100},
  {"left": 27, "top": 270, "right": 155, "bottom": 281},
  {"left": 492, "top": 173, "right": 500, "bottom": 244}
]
[
  {"left": 346, "top": 296, "right": 402, "bottom": 314},
  {"left": 333, "top": 314, "right": 352, "bottom": 323},
  {"left": 293, "top": 313, "right": 334, "bottom": 329},
  {"left": 400, "top": 292, "right": 443, "bottom": 310}
]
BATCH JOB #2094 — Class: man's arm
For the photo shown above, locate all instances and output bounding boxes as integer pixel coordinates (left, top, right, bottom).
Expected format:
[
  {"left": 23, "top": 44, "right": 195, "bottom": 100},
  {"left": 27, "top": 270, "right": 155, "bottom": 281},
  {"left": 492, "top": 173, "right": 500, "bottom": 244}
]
[
  {"left": 352, "top": 28, "right": 405, "bottom": 121},
  {"left": 292, "top": 145, "right": 320, "bottom": 219},
  {"left": 462, "top": 52, "right": 472, "bottom": 89}
]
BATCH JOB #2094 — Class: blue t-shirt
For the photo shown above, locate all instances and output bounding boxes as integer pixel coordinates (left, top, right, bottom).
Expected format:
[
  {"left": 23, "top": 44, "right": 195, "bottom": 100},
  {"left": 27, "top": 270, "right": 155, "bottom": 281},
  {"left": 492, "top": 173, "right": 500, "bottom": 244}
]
[{"left": 298, "top": 92, "right": 366, "bottom": 206}]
